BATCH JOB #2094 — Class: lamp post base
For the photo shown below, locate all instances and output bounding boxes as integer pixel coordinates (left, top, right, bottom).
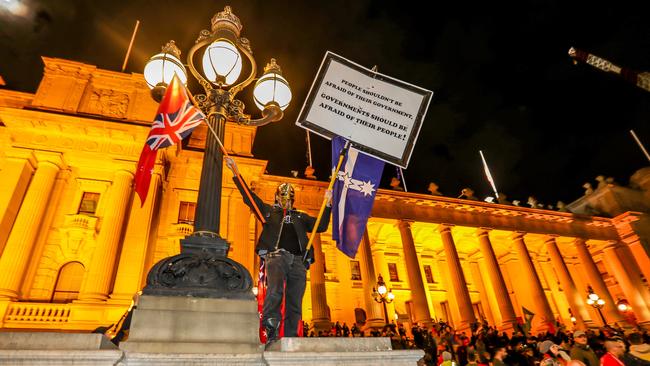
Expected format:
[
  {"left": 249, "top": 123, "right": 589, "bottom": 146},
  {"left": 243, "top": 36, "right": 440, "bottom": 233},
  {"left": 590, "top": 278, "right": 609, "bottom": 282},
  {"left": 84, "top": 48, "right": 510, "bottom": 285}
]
[{"left": 143, "top": 232, "right": 254, "bottom": 300}]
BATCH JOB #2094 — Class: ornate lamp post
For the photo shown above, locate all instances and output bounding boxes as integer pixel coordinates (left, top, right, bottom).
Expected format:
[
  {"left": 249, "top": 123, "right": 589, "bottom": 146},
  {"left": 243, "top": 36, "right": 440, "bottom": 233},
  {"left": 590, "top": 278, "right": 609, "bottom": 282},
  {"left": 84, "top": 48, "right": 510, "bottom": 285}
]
[
  {"left": 141, "top": 6, "right": 291, "bottom": 299},
  {"left": 586, "top": 285, "right": 607, "bottom": 325},
  {"left": 372, "top": 274, "right": 395, "bottom": 324}
]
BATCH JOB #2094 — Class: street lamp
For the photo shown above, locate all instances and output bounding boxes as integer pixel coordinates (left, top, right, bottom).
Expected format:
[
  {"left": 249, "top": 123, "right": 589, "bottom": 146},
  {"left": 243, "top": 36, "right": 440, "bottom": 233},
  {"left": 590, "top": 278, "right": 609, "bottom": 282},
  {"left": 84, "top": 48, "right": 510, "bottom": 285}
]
[
  {"left": 141, "top": 6, "right": 291, "bottom": 299},
  {"left": 586, "top": 286, "right": 607, "bottom": 325},
  {"left": 372, "top": 274, "right": 395, "bottom": 324},
  {"left": 616, "top": 298, "right": 631, "bottom": 313},
  {"left": 568, "top": 308, "right": 577, "bottom": 325}
]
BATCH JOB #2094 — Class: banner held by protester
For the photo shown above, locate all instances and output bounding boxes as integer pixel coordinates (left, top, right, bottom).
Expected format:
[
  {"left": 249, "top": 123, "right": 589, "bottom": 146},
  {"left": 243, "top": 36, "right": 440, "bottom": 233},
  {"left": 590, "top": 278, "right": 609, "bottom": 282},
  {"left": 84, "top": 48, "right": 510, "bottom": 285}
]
[{"left": 296, "top": 51, "right": 433, "bottom": 168}]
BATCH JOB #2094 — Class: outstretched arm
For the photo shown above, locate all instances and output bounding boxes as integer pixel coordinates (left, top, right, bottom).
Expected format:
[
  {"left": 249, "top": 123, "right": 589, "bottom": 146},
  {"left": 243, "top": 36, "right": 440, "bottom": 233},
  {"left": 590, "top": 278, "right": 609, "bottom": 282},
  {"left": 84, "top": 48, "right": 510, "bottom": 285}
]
[{"left": 226, "top": 157, "right": 269, "bottom": 220}]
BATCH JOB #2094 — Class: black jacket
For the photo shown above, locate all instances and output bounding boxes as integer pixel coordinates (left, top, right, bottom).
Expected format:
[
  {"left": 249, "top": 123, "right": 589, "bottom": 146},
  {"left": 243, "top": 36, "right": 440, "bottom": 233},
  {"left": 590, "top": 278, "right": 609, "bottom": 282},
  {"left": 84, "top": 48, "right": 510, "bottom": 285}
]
[{"left": 233, "top": 176, "right": 331, "bottom": 266}]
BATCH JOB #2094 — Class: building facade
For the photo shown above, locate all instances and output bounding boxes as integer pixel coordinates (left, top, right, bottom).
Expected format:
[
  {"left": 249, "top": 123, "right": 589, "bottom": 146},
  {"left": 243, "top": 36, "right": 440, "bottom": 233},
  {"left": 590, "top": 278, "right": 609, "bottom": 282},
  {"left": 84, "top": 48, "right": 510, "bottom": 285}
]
[{"left": 1, "top": 58, "right": 649, "bottom": 335}]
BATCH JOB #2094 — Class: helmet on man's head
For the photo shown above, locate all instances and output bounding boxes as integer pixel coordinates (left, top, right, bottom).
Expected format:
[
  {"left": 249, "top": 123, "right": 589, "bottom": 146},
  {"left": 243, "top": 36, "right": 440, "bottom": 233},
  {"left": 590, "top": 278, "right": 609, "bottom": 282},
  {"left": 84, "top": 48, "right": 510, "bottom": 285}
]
[{"left": 275, "top": 182, "right": 295, "bottom": 207}]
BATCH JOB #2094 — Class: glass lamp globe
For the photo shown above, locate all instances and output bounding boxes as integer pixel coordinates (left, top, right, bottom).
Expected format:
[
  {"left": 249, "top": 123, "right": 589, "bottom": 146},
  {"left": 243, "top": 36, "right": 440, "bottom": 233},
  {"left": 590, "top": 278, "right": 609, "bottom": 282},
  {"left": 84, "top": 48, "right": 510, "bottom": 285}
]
[
  {"left": 387, "top": 292, "right": 395, "bottom": 301},
  {"left": 596, "top": 299, "right": 605, "bottom": 306},
  {"left": 588, "top": 292, "right": 599, "bottom": 302},
  {"left": 377, "top": 285, "right": 387, "bottom": 295},
  {"left": 617, "top": 302, "right": 628, "bottom": 312},
  {"left": 254, "top": 58, "right": 292, "bottom": 111},
  {"left": 587, "top": 298, "right": 594, "bottom": 305},
  {"left": 202, "top": 39, "right": 242, "bottom": 86},
  {"left": 143, "top": 45, "right": 187, "bottom": 89}
]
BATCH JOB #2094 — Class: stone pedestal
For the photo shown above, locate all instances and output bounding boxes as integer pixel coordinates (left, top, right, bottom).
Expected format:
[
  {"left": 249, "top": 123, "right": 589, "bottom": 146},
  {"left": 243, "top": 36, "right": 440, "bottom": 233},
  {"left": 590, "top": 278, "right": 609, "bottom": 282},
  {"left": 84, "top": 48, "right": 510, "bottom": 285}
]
[
  {"left": 264, "top": 337, "right": 424, "bottom": 365},
  {"left": 121, "top": 295, "right": 262, "bottom": 354}
]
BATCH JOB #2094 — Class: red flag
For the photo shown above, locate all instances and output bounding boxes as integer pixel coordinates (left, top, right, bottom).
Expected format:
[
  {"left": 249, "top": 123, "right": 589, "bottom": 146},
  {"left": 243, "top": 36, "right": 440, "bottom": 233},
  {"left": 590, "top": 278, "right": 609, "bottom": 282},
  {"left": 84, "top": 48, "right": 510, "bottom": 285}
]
[
  {"left": 258, "top": 258, "right": 268, "bottom": 343},
  {"left": 134, "top": 74, "right": 205, "bottom": 205}
]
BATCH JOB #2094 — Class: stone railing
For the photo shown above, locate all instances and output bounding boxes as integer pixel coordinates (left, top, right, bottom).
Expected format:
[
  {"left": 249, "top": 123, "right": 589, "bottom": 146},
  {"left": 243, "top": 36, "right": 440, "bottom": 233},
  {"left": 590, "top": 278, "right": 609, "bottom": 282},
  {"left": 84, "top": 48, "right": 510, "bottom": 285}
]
[
  {"left": 170, "top": 223, "right": 194, "bottom": 236},
  {"left": 4, "top": 302, "right": 71, "bottom": 323},
  {"left": 62, "top": 214, "right": 99, "bottom": 231}
]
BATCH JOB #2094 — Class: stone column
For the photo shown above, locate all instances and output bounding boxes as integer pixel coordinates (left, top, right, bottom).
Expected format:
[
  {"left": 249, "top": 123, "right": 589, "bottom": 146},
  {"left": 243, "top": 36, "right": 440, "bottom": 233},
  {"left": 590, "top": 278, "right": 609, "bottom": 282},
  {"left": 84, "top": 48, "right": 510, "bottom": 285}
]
[
  {"left": 0, "top": 151, "right": 35, "bottom": 252},
  {"left": 612, "top": 213, "right": 650, "bottom": 287},
  {"left": 468, "top": 260, "right": 496, "bottom": 325},
  {"left": 309, "top": 233, "right": 331, "bottom": 330},
  {"left": 511, "top": 232, "right": 554, "bottom": 331},
  {"left": 439, "top": 224, "right": 475, "bottom": 331},
  {"left": 603, "top": 243, "right": 650, "bottom": 326},
  {"left": 476, "top": 229, "right": 517, "bottom": 332},
  {"left": 109, "top": 171, "right": 162, "bottom": 303},
  {"left": 359, "top": 230, "right": 385, "bottom": 328},
  {"left": 0, "top": 159, "right": 60, "bottom": 300},
  {"left": 78, "top": 170, "right": 133, "bottom": 302},
  {"left": 397, "top": 220, "right": 432, "bottom": 326},
  {"left": 545, "top": 237, "right": 592, "bottom": 329},
  {"left": 574, "top": 239, "right": 624, "bottom": 324}
]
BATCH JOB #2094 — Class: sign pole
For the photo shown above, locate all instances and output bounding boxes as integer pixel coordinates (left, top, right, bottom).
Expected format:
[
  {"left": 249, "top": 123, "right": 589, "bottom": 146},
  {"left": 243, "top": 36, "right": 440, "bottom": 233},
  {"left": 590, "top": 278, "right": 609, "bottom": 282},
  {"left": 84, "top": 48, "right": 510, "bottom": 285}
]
[{"left": 303, "top": 140, "right": 351, "bottom": 260}]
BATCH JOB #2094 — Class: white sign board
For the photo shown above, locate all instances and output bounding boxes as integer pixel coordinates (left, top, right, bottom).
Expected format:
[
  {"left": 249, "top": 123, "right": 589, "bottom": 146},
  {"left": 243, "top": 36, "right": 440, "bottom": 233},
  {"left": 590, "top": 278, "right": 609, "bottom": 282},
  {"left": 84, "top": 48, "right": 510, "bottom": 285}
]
[{"left": 296, "top": 52, "right": 433, "bottom": 168}]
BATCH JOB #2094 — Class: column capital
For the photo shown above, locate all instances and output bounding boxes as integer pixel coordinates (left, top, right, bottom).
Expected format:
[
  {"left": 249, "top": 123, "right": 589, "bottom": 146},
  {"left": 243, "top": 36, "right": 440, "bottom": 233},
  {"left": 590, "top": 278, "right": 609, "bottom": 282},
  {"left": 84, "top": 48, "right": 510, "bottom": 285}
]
[
  {"left": 476, "top": 228, "right": 492, "bottom": 238},
  {"left": 602, "top": 240, "right": 621, "bottom": 251},
  {"left": 438, "top": 223, "right": 454, "bottom": 233},
  {"left": 396, "top": 219, "right": 414, "bottom": 230},
  {"left": 33, "top": 150, "right": 67, "bottom": 169},
  {"left": 4, "top": 148, "right": 38, "bottom": 169},
  {"left": 544, "top": 235, "right": 559, "bottom": 244},
  {"left": 509, "top": 231, "right": 526, "bottom": 240}
]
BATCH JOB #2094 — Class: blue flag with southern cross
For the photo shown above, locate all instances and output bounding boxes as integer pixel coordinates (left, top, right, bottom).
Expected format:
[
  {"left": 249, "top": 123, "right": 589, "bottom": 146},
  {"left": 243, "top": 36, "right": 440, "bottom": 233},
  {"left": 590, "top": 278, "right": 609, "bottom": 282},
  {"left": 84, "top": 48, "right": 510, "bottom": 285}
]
[{"left": 331, "top": 136, "right": 385, "bottom": 258}]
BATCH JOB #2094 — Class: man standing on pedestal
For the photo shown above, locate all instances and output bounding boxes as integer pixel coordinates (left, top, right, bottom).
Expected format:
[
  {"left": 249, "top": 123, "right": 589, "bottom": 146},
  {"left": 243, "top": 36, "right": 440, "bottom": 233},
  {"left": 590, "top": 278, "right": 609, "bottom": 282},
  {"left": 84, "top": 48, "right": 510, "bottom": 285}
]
[{"left": 225, "top": 157, "right": 331, "bottom": 347}]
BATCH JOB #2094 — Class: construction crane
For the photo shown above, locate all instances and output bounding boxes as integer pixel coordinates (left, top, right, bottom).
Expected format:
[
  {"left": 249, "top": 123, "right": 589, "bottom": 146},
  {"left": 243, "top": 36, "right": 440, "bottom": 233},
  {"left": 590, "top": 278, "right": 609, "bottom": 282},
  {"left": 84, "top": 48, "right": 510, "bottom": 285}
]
[{"left": 568, "top": 47, "right": 650, "bottom": 92}]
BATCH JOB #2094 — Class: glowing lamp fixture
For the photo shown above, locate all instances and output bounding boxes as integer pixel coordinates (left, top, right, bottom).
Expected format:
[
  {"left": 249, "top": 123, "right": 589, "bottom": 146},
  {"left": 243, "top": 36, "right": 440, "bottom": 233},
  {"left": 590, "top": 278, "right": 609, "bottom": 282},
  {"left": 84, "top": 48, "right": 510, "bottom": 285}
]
[
  {"left": 143, "top": 41, "right": 187, "bottom": 101},
  {"left": 616, "top": 298, "right": 630, "bottom": 312},
  {"left": 253, "top": 58, "right": 292, "bottom": 111},
  {"left": 202, "top": 39, "right": 243, "bottom": 86},
  {"left": 377, "top": 284, "right": 387, "bottom": 295}
]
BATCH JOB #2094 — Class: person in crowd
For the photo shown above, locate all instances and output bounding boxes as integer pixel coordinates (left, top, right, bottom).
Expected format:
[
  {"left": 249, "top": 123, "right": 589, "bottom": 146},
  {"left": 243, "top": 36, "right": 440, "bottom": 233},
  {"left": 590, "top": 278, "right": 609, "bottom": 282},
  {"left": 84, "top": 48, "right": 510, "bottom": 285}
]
[
  {"left": 625, "top": 332, "right": 650, "bottom": 365},
  {"left": 492, "top": 346, "right": 508, "bottom": 366},
  {"left": 570, "top": 330, "right": 599, "bottom": 366},
  {"left": 600, "top": 338, "right": 626, "bottom": 366},
  {"left": 539, "top": 340, "right": 567, "bottom": 366}
]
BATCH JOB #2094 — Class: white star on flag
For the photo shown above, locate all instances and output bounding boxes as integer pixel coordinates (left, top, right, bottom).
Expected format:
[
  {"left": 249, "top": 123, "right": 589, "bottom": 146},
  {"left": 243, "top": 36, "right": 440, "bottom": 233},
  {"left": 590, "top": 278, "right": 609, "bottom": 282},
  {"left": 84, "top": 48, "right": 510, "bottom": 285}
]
[{"left": 337, "top": 171, "right": 376, "bottom": 197}]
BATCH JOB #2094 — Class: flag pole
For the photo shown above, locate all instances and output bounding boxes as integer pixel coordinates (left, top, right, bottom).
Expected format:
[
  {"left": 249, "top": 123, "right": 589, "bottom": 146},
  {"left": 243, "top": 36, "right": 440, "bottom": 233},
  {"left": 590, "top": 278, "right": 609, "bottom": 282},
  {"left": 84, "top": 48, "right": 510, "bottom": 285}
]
[
  {"left": 630, "top": 130, "right": 650, "bottom": 163},
  {"left": 479, "top": 150, "right": 499, "bottom": 200},
  {"left": 399, "top": 167, "right": 408, "bottom": 192},
  {"left": 121, "top": 20, "right": 140, "bottom": 72},
  {"left": 303, "top": 140, "right": 351, "bottom": 258}
]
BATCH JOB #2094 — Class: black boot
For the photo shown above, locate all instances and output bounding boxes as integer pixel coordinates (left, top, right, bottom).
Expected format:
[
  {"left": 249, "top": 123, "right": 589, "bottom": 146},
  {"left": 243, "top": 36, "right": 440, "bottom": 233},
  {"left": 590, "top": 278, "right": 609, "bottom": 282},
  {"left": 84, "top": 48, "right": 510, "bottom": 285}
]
[{"left": 263, "top": 318, "right": 280, "bottom": 350}]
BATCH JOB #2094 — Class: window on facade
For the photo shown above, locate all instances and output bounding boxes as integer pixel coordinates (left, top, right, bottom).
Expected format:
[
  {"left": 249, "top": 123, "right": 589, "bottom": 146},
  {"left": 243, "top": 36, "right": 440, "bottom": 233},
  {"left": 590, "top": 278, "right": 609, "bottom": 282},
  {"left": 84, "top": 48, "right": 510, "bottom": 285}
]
[
  {"left": 423, "top": 265, "right": 435, "bottom": 283},
  {"left": 388, "top": 263, "right": 399, "bottom": 282},
  {"left": 51, "top": 262, "right": 85, "bottom": 303},
  {"left": 350, "top": 260, "right": 362, "bottom": 281},
  {"left": 178, "top": 201, "right": 196, "bottom": 224},
  {"left": 78, "top": 192, "right": 100, "bottom": 215}
]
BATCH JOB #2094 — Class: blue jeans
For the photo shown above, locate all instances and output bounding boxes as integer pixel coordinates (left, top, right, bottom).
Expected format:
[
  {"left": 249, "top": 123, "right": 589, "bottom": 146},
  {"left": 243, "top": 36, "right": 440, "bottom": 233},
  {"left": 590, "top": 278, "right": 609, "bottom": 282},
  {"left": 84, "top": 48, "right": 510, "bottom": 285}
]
[{"left": 262, "top": 251, "right": 307, "bottom": 337}]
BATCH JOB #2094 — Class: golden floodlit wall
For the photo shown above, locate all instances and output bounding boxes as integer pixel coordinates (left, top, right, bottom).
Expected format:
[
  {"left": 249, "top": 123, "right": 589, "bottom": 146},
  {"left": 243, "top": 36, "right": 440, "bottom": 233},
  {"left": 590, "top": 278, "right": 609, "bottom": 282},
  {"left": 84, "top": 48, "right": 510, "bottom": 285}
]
[{"left": 1, "top": 58, "right": 649, "bottom": 335}]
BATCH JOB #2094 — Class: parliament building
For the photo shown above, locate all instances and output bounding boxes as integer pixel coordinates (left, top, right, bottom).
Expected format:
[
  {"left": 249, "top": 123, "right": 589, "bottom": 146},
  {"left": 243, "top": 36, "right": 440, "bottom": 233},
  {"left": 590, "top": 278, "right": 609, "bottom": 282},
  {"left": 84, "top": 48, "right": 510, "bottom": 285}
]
[{"left": 1, "top": 58, "right": 650, "bottom": 337}]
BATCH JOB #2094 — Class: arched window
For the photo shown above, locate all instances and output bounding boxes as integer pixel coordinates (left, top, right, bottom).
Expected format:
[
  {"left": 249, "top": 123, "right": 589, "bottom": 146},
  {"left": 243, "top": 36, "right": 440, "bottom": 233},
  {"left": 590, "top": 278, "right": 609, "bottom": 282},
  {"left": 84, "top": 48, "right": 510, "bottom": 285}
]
[{"left": 51, "top": 262, "right": 85, "bottom": 303}]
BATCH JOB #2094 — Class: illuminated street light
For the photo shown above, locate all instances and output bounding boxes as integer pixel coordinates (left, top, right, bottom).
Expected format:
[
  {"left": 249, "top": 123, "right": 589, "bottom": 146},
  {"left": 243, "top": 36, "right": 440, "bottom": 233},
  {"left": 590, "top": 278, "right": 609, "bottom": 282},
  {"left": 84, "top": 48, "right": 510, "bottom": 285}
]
[
  {"left": 586, "top": 286, "right": 607, "bottom": 325},
  {"left": 372, "top": 274, "right": 395, "bottom": 324},
  {"left": 616, "top": 298, "right": 631, "bottom": 312},
  {"left": 141, "top": 6, "right": 291, "bottom": 299}
]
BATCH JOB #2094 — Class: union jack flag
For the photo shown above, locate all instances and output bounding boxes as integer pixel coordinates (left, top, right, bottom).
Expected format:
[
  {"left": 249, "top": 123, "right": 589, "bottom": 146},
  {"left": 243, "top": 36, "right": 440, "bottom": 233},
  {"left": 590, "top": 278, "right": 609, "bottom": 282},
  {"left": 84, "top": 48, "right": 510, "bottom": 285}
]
[
  {"left": 134, "top": 74, "right": 205, "bottom": 206},
  {"left": 146, "top": 96, "right": 205, "bottom": 150}
]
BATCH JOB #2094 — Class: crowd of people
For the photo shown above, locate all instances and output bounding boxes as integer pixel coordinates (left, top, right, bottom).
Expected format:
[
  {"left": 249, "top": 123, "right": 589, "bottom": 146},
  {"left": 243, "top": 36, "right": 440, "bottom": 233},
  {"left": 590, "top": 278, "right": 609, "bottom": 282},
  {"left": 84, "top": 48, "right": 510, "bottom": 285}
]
[{"left": 303, "top": 319, "right": 650, "bottom": 366}]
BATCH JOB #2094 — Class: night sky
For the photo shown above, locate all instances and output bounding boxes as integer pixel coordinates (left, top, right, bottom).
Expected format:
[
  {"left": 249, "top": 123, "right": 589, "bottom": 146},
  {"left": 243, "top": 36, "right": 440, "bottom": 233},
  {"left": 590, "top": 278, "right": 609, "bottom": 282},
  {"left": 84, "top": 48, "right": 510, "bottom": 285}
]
[{"left": 1, "top": 0, "right": 649, "bottom": 206}]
